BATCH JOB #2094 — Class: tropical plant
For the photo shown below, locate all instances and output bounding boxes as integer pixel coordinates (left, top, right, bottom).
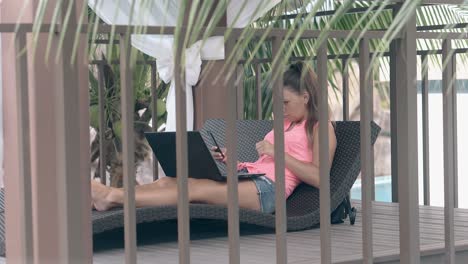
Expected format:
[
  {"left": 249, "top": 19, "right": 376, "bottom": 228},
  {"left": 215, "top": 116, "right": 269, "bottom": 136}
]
[
  {"left": 240, "top": 0, "right": 468, "bottom": 120},
  {"left": 26, "top": 0, "right": 468, "bottom": 184},
  {"left": 88, "top": 55, "right": 169, "bottom": 186},
  {"left": 87, "top": 8, "right": 170, "bottom": 186}
]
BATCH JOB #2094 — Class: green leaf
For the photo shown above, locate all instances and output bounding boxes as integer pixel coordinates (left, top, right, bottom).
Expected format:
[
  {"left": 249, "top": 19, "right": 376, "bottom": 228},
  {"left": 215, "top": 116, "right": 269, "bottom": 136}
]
[{"left": 89, "top": 104, "right": 100, "bottom": 129}]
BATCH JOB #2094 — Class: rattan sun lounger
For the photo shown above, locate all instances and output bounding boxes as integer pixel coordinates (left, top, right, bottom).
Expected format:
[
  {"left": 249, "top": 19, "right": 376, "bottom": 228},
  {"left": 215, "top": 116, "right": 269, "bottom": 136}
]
[{"left": 0, "top": 119, "right": 380, "bottom": 256}]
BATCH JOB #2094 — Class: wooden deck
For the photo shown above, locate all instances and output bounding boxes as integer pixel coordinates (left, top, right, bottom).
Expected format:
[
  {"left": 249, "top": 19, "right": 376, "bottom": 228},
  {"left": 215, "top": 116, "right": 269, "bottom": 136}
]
[
  {"left": 89, "top": 201, "right": 468, "bottom": 263},
  {"left": 2, "top": 201, "right": 468, "bottom": 263}
]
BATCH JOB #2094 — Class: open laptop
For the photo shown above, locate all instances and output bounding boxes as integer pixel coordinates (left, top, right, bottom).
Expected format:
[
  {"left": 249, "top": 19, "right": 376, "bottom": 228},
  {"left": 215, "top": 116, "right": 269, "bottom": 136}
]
[{"left": 144, "top": 131, "right": 265, "bottom": 182}]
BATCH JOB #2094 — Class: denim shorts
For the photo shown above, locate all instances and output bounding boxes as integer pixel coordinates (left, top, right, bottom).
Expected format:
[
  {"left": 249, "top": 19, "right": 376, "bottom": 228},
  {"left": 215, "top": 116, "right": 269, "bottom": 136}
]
[{"left": 250, "top": 176, "right": 276, "bottom": 214}]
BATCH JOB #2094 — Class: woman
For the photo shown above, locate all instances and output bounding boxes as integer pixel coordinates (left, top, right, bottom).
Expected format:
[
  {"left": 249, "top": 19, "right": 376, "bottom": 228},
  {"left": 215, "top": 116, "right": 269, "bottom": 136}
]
[{"left": 91, "top": 62, "right": 337, "bottom": 214}]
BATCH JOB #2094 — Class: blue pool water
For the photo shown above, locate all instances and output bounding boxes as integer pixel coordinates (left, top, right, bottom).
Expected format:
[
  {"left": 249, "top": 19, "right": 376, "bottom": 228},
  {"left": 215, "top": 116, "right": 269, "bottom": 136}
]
[{"left": 350, "top": 175, "right": 392, "bottom": 202}]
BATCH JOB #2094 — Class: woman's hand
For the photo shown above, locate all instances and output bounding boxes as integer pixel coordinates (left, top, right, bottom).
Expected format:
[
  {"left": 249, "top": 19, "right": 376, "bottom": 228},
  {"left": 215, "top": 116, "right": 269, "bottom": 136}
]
[
  {"left": 211, "top": 146, "right": 227, "bottom": 163},
  {"left": 256, "top": 140, "right": 275, "bottom": 157}
]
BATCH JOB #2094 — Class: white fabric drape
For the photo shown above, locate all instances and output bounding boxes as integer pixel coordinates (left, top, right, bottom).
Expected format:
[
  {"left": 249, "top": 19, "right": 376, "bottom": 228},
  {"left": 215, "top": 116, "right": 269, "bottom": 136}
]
[{"left": 88, "top": 0, "right": 279, "bottom": 131}]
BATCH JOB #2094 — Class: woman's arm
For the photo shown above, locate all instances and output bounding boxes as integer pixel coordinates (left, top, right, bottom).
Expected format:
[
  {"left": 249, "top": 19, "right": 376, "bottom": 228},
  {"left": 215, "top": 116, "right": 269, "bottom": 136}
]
[
  {"left": 287, "top": 122, "right": 337, "bottom": 187},
  {"left": 284, "top": 154, "right": 320, "bottom": 187},
  {"left": 210, "top": 147, "right": 243, "bottom": 168},
  {"left": 256, "top": 122, "right": 337, "bottom": 188}
]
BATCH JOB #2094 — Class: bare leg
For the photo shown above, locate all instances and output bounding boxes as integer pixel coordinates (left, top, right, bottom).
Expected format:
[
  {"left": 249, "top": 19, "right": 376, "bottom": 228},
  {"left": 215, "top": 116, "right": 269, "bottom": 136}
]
[
  {"left": 91, "top": 177, "right": 260, "bottom": 212},
  {"left": 91, "top": 177, "right": 176, "bottom": 210},
  {"left": 138, "top": 176, "right": 178, "bottom": 189}
]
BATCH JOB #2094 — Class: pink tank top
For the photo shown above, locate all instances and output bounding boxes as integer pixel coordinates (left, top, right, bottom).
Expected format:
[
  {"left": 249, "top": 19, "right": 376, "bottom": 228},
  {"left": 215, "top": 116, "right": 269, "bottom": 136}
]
[{"left": 238, "top": 119, "right": 313, "bottom": 198}]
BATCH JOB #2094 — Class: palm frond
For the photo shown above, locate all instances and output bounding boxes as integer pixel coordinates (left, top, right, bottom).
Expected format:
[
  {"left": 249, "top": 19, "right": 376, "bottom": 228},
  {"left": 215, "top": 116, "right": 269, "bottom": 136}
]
[
  {"left": 28, "top": 1, "right": 468, "bottom": 120},
  {"left": 239, "top": 0, "right": 468, "bottom": 118}
]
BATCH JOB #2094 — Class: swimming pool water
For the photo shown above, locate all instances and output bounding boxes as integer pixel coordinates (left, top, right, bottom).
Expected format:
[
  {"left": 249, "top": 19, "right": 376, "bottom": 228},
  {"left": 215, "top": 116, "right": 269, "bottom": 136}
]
[{"left": 350, "top": 175, "right": 392, "bottom": 202}]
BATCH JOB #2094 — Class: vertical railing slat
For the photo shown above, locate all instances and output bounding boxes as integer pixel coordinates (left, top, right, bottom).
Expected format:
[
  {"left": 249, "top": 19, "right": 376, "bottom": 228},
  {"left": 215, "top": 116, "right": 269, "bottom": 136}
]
[
  {"left": 174, "top": 32, "right": 190, "bottom": 264},
  {"left": 97, "top": 62, "right": 107, "bottom": 185},
  {"left": 237, "top": 65, "right": 244, "bottom": 120},
  {"left": 256, "top": 63, "right": 263, "bottom": 120},
  {"left": 318, "top": 36, "right": 331, "bottom": 264},
  {"left": 421, "top": 54, "right": 430, "bottom": 206},
  {"left": 120, "top": 32, "right": 137, "bottom": 264},
  {"left": 225, "top": 35, "right": 240, "bottom": 264},
  {"left": 369, "top": 62, "right": 375, "bottom": 202},
  {"left": 342, "top": 57, "right": 351, "bottom": 206},
  {"left": 150, "top": 61, "right": 159, "bottom": 181},
  {"left": 55, "top": 1, "right": 92, "bottom": 260},
  {"left": 342, "top": 58, "right": 349, "bottom": 121},
  {"left": 271, "top": 36, "right": 287, "bottom": 264},
  {"left": 14, "top": 31, "right": 34, "bottom": 262},
  {"left": 360, "top": 38, "right": 373, "bottom": 263},
  {"left": 442, "top": 39, "right": 455, "bottom": 264},
  {"left": 394, "top": 5, "right": 420, "bottom": 263},
  {"left": 175, "top": 31, "right": 190, "bottom": 264},
  {"left": 389, "top": 38, "right": 399, "bottom": 203},
  {"left": 452, "top": 54, "right": 458, "bottom": 209}
]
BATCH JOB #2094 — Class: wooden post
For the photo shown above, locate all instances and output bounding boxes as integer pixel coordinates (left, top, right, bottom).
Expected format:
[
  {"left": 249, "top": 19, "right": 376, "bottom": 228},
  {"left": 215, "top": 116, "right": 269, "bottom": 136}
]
[
  {"left": 2, "top": 0, "right": 92, "bottom": 262},
  {"left": 193, "top": 2, "right": 228, "bottom": 129}
]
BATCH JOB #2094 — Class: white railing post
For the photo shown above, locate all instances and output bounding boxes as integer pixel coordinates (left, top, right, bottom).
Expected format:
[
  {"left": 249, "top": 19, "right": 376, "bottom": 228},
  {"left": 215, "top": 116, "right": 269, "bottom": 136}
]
[
  {"left": 442, "top": 38, "right": 455, "bottom": 264},
  {"left": 421, "top": 54, "right": 431, "bottom": 206},
  {"left": 393, "top": 2, "right": 420, "bottom": 263},
  {"left": 451, "top": 54, "right": 458, "bottom": 209}
]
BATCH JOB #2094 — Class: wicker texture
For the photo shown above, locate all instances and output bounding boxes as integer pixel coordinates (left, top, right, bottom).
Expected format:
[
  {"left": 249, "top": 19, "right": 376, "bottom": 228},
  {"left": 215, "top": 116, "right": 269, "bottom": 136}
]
[
  {"left": 0, "top": 119, "right": 380, "bottom": 256},
  {"left": 199, "top": 119, "right": 273, "bottom": 175}
]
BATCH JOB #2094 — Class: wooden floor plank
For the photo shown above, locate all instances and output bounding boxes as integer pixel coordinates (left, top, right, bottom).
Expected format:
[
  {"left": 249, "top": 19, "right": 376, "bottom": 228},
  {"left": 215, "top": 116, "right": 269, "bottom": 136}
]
[
  {"left": 108, "top": 200, "right": 465, "bottom": 264},
  {"left": 1, "top": 202, "right": 464, "bottom": 263}
]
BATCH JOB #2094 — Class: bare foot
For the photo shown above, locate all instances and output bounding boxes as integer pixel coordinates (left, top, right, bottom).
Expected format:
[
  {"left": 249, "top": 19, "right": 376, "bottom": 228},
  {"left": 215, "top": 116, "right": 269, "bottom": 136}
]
[{"left": 91, "top": 180, "right": 118, "bottom": 211}]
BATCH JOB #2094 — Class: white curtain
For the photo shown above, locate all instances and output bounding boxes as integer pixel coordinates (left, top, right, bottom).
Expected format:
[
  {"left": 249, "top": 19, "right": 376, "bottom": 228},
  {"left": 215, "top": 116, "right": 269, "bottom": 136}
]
[{"left": 88, "top": 0, "right": 280, "bottom": 131}]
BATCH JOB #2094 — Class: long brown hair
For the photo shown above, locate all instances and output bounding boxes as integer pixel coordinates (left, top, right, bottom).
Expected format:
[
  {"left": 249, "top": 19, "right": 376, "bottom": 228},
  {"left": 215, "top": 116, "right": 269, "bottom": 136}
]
[{"left": 283, "top": 61, "right": 322, "bottom": 149}]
